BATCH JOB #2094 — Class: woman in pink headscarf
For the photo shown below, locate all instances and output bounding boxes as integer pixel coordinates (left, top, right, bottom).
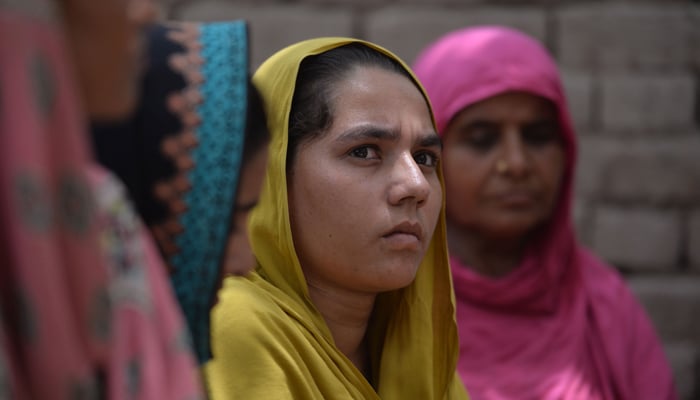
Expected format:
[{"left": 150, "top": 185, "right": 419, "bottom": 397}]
[{"left": 413, "top": 26, "right": 676, "bottom": 400}]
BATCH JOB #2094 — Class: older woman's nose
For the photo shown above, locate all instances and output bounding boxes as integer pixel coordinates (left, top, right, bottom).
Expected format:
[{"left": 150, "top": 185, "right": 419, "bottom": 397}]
[{"left": 498, "top": 130, "right": 531, "bottom": 178}]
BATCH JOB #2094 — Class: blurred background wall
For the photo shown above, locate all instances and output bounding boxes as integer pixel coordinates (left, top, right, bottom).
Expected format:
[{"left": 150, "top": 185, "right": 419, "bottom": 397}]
[{"left": 162, "top": 0, "right": 700, "bottom": 397}]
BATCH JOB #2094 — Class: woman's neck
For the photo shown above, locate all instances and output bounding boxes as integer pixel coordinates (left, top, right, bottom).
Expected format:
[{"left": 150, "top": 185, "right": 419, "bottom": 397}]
[
  {"left": 306, "top": 280, "right": 375, "bottom": 379},
  {"left": 447, "top": 223, "right": 528, "bottom": 278}
]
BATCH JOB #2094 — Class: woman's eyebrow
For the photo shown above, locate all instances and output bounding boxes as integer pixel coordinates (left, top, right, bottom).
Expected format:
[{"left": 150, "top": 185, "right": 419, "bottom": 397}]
[
  {"left": 419, "top": 132, "right": 442, "bottom": 150},
  {"left": 525, "top": 119, "right": 559, "bottom": 127},
  {"left": 452, "top": 120, "right": 499, "bottom": 136},
  {"left": 336, "top": 125, "right": 441, "bottom": 149},
  {"left": 336, "top": 125, "right": 399, "bottom": 144},
  {"left": 463, "top": 119, "right": 498, "bottom": 129}
]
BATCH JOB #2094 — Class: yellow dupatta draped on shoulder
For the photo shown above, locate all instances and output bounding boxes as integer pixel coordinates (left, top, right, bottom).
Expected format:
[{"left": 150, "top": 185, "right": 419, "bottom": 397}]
[{"left": 205, "top": 37, "right": 469, "bottom": 400}]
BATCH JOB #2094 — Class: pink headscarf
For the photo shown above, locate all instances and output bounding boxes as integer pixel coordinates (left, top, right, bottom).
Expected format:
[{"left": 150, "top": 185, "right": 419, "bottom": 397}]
[
  {"left": 413, "top": 26, "right": 677, "bottom": 400},
  {"left": 0, "top": 3, "right": 202, "bottom": 399}
]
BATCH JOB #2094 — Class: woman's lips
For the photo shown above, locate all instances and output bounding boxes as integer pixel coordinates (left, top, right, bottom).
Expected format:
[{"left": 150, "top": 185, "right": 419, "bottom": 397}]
[
  {"left": 382, "top": 221, "right": 422, "bottom": 250},
  {"left": 496, "top": 192, "right": 536, "bottom": 207}
]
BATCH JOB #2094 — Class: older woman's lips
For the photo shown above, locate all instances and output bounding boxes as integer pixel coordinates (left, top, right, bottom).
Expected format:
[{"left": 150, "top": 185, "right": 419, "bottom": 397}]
[{"left": 498, "top": 192, "right": 535, "bottom": 207}]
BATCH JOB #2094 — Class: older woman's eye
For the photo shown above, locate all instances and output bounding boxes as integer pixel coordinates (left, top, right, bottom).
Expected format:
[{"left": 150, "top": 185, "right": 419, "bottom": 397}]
[
  {"left": 522, "top": 121, "right": 560, "bottom": 147},
  {"left": 414, "top": 151, "right": 439, "bottom": 168},
  {"left": 459, "top": 122, "right": 499, "bottom": 152}
]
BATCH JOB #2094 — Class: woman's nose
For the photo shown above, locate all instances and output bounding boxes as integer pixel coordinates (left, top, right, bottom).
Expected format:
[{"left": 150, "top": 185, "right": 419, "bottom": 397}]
[
  {"left": 499, "top": 130, "right": 531, "bottom": 178},
  {"left": 388, "top": 153, "right": 432, "bottom": 207}
]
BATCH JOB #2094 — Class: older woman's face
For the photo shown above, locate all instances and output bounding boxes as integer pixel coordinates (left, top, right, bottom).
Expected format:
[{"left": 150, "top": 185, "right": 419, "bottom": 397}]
[
  {"left": 288, "top": 66, "right": 442, "bottom": 294},
  {"left": 61, "top": 0, "right": 158, "bottom": 120},
  {"left": 441, "top": 91, "right": 565, "bottom": 240}
]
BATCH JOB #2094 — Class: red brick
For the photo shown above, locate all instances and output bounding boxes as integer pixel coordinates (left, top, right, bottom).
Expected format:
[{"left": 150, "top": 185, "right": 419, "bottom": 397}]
[
  {"left": 557, "top": 4, "right": 695, "bottom": 72},
  {"left": 173, "top": 3, "right": 354, "bottom": 68},
  {"left": 600, "top": 74, "right": 695, "bottom": 132},
  {"left": 364, "top": 6, "right": 546, "bottom": 65},
  {"left": 591, "top": 206, "right": 682, "bottom": 271}
]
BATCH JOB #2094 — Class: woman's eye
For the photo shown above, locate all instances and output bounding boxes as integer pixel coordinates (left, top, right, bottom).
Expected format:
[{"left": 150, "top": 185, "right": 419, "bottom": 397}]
[
  {"left": 522, "top": 122, "right": 560, "bottom": 147},
  {"left": 349, "top": 146, "right": 379, "bottom": 159},
  {"left": 459, "top": 124, "right": 499, "bottom": 151},
  {"left": 466, "top": 132, "right": 498, "bottom": 151},
  {"left": 414, "top": 151, "right": 439, "bottom": 167}
]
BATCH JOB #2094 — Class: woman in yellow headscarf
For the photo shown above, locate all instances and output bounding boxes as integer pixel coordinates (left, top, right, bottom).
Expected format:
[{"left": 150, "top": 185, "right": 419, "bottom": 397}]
[{"left": 205, "top": 37, "right": 469, "bottom": 400}]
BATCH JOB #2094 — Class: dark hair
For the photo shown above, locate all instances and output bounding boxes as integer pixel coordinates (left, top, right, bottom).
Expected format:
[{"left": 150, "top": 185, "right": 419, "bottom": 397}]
[
  {"left": 287, "top": 43, "right": 416, "bottom": 169},
  {"left": 242, "top": 78, "right": 269, "bottom": 166}
]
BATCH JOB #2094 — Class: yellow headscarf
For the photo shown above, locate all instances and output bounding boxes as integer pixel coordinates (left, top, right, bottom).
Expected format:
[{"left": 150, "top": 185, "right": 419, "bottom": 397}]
[{"left": 206, "top": 37, "right": 468, "bottom": 400}]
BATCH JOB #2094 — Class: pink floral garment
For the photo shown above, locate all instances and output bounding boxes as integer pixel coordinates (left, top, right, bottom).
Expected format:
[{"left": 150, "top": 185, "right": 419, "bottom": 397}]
[
  {"left": 89, "top": 167, "right": 204, "bottom": 400},
  {"left": 0, "top": 2, "right": 203, "bottom": 399}
]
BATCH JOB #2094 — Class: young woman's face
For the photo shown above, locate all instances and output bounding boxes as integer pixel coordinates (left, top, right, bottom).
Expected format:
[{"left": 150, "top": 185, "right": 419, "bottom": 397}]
[
  {"left": 288, "top": 66, "right": 442, "bottom": 295},
  {"left": 441, "top": 91, "right": 565, "bottom": 240},
  {"left": 61, "top": 0, "right": 158, "bottom": 120}
]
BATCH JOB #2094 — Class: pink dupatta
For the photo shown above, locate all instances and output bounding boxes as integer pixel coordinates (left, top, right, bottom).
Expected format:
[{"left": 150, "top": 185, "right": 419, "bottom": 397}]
[{"left": 413, "top": 26, "right": 676, "bottom": 400}]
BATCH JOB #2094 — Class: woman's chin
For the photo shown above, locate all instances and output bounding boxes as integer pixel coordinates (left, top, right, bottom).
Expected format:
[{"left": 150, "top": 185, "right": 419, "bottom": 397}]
[{"left": 482, "top": 220, "right": 543, "bottom": 242}]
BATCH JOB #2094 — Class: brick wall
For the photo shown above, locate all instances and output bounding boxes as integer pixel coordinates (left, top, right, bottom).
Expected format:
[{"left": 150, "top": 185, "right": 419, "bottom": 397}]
[{"left": 163, "top": 1, "right": 700, "bottom": 397}]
